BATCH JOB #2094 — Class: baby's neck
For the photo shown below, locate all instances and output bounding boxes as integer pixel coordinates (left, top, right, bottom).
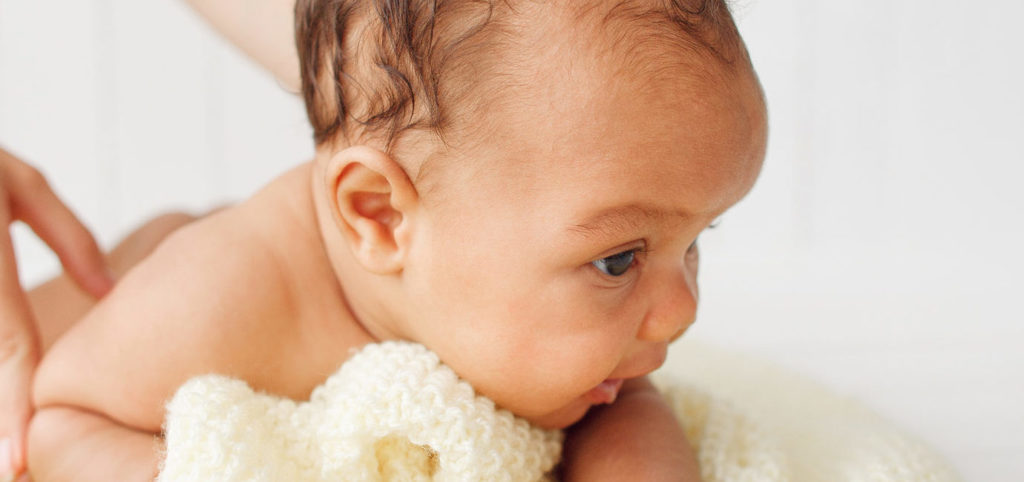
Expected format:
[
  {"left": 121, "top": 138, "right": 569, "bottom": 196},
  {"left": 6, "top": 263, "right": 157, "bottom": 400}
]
[
  {"left": 304, "top": 161, "right": 408, "bottom": 343},
  {"left": 240, "top": 162, "right": 375, "bottom": 344}
]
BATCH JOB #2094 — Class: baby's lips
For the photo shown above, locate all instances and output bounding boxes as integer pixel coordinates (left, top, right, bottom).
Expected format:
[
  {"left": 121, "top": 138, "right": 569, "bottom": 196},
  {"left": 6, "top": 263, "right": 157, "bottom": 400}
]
[{"left": 584, "top": 378, "right": 625, "bottom": 405}]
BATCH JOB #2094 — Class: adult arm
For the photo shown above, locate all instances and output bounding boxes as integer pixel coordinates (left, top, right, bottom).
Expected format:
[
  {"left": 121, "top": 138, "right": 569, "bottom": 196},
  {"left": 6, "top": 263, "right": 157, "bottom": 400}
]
[
  {"left": 560, "top": 376, "right": 700, "bottom": 482},
  {"left": 183, "top": 0, "right": 301, "bottom": 92},
  {"left": 0, "top": 146, "right": 113, "bottom": 479}
]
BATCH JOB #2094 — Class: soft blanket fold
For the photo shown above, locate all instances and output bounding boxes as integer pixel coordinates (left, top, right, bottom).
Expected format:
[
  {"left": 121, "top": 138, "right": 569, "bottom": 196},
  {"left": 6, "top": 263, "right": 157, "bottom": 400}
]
[
  {"left": 158, "top": 342, "right": 562, "bottom": 481},
  {"left": 158, "top": 340, "right": 961, "bottom": 481}
]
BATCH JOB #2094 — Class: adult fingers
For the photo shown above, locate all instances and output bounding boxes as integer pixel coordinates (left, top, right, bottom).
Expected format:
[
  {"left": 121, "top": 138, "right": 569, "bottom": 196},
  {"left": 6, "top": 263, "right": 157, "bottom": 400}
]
[
  {"left": 0, "top": 216, "right": 38, "bottom": 479},
  {"left": 0, "top": 338, "right": 34, "bottom": 479},
  {"left": 6, "top": 164, "right": 113, "bottom": 299}
]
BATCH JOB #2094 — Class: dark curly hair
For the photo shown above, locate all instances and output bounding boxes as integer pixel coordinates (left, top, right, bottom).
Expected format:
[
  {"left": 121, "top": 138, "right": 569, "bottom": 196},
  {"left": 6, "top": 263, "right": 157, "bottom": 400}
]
[{"left": 295, "top": 0, "right": 747, "bottom": 156}]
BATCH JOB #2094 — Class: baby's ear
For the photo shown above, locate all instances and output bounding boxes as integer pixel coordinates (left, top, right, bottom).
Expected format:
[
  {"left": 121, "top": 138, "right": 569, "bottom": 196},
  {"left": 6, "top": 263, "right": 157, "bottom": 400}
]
[{"left": 322, "top": 146, "right": 418, "bottom": 274}]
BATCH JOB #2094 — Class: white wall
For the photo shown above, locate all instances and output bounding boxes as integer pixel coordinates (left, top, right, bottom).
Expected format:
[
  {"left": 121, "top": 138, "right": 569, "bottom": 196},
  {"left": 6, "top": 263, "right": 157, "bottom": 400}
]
[{"left": 1, "top": 0, "right": 1022, "bottom": 480}]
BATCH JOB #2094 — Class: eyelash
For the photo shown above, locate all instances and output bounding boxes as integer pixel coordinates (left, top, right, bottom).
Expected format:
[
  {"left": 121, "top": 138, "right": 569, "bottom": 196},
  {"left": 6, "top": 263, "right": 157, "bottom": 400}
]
[
  {"left": 590, "top": 220, "right": 718, "bottom": 279},
  {"left": 591, "top": 246, "right": 645, "bottom": 278},
  {"left": 592, "top": 240, "right": 699, "bottom": 278}
]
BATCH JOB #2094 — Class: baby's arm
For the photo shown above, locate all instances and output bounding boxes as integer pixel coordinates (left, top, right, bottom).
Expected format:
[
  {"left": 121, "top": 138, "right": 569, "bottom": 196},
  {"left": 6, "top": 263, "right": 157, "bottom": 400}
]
[
  {"left": 28, "top": 213, "right": 298, "bottom": 481},
  {"left": 27, "top": 407, "right": 163, "bottom": 481},
  {"left": 560, "top": 377, "right": 700, "bottom": 482}
]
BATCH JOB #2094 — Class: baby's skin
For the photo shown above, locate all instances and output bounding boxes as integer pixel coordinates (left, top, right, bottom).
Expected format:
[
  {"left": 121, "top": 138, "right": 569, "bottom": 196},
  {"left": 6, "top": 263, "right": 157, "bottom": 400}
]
[{"left": 27, "top": 3, "right": 767, "bottom": 481}]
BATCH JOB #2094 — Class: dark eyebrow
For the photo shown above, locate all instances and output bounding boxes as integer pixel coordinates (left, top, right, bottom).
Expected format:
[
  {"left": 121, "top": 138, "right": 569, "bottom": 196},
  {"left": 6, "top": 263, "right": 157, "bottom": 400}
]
[{"left": 567, "top": 204, "right": 689, "bottom": 240}]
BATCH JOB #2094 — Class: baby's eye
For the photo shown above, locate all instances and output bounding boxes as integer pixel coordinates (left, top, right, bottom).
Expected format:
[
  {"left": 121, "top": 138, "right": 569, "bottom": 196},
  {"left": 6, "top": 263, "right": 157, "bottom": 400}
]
[{"left": 592, "top": 250, "right": 636, "bottom": 277}]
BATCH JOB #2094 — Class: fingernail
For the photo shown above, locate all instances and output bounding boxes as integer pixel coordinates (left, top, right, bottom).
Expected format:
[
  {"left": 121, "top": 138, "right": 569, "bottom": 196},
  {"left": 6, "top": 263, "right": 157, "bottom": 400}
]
[{"left": 0, "top": 437, "right": 12, "bottom": 477}]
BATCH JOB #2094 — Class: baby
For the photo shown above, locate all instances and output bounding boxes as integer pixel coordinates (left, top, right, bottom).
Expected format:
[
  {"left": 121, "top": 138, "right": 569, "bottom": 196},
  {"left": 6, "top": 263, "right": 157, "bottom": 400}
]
[{"left": 27, "top": 0, "right": 766, "bottom": 479}]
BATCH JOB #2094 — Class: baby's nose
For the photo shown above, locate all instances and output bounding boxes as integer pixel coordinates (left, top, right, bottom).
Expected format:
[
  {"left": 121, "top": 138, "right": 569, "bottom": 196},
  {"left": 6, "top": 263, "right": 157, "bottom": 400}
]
[{"left": 636, "top": 264, "right": 698, "bottom": 343}]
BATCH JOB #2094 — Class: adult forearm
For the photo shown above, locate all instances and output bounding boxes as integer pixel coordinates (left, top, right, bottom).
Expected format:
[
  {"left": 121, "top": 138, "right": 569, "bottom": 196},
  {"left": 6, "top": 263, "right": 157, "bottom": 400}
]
[
  {"left": 183, "top": 0, "right": 300, "bottom": 91},
  {"left": 27, "top": 407, "right": 160, "bottom": 481},
  {"left": 560, "top": 377, "right": 700, "bottom": 482}
]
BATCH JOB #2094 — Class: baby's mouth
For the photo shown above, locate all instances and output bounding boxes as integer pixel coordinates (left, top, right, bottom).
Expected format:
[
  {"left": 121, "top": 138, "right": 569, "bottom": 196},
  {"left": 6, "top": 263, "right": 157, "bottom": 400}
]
[{"left": 584, "top": 378, "right": 625, "bottom": 405}]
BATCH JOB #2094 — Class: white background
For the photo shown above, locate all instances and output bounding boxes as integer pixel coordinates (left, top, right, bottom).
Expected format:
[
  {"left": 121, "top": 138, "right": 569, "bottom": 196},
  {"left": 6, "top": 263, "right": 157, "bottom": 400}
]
[{"left": 2, "top": 1, "right": 1022, "bottom": 480}]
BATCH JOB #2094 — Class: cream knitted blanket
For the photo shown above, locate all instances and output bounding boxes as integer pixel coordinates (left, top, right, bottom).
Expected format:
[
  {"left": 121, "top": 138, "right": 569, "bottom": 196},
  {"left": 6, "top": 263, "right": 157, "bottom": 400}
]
[{"left": 158, "top": 341, "right": 961, "bottom": 481}]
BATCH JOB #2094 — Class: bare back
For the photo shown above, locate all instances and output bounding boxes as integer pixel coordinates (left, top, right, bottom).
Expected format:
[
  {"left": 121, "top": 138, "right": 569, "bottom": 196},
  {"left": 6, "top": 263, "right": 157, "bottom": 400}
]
[{"left": 33, "top": 162, "right": 375, "bottom": 433}]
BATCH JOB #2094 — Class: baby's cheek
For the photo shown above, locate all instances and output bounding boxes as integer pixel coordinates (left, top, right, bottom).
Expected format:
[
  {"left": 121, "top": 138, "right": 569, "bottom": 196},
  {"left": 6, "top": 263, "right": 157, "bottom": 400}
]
[{"left": 504, "top": 292, "right": 538, "bottom": 326}]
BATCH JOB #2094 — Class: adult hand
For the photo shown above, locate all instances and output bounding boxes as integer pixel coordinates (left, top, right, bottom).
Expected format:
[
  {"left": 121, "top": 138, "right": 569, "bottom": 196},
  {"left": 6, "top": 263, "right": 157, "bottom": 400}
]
[{"left": 0, "top": 146, "right": 113, "bottom": 479}]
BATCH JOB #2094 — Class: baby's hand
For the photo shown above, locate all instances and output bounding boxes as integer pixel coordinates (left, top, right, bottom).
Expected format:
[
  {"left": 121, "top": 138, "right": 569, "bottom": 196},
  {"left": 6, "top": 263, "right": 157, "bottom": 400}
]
[{"left": 560, "top": 377, "right": 700, "bottom": 482}]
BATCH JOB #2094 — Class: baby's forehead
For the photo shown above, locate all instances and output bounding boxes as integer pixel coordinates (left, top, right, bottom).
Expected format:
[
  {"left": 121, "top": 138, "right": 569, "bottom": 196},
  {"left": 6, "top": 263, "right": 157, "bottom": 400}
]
[{"left": 456, "top": 66, "right": 765, "bottom": 218}]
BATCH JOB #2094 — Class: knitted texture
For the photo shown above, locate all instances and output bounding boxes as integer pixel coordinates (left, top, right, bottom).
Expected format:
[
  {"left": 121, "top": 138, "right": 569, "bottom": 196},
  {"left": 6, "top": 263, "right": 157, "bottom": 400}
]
[
  {"left": 656, "top": 338, "right": 964, "bottom": 482},
  {"left": 660, "top": 383, "right": 790, "bottom": 481},
  {"left": 158, "top": 340, "right": 961, "bottom": 482},
  {"left": 158, "top": 342, "right": 563, "bottom": 481}
]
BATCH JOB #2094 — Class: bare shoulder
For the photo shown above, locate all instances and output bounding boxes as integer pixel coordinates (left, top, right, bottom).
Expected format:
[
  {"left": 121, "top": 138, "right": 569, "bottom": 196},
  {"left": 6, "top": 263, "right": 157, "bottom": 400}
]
[{"left": 34, "top": 205, "right": 306, "bottom": 433}]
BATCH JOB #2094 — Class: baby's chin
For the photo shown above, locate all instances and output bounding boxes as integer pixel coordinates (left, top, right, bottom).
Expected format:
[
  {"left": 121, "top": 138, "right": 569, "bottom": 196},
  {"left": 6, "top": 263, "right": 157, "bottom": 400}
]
[{"left": 519, "top": 397, "right": 594, "bottom": 430}]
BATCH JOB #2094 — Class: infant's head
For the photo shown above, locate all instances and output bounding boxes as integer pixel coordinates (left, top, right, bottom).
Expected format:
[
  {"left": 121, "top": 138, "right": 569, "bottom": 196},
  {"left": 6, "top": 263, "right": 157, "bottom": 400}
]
[{"left": 296, "top": 0, "right": 766, "bottom": 429}]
